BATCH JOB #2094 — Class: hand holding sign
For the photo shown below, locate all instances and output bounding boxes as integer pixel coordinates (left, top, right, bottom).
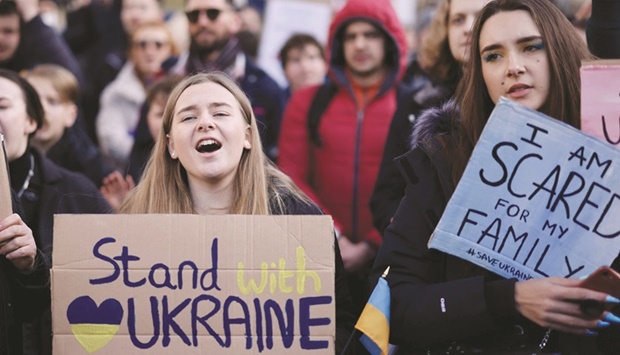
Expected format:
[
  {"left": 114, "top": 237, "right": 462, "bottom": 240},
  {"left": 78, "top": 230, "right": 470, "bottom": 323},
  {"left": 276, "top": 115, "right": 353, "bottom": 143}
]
[{"left": 0, "top": 213, "right": 37, "bottom": 272}]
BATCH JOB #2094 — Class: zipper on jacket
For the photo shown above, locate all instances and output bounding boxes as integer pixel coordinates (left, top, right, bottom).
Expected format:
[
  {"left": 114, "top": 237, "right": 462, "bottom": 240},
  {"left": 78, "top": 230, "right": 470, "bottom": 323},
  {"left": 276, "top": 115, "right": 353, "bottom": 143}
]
[{"left": 351, "top": 108, "right": 364, "bottom": 242}]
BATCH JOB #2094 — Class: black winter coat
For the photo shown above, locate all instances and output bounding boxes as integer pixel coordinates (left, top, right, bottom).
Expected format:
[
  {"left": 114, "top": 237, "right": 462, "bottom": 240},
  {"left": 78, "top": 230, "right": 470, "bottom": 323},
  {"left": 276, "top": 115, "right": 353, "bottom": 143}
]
[
  {"left": 14, "top": 150, "right": 111, "bottom": 355},
  {"left": 370, "top": 80, "right": 455, "bottom": 234},
  {"left": 0, "top": 191, "right": 49, "bottom": 355},
  {"left": 370, "top": 101, "right": 620, "bottom": 354},
  {"left": 24, "top": 150, "right": 112, "bottom": 266},
  {"left": 587, "top": 0, "right": 620, "bottom": 59},
  {"left": 269, "top": 191, "right": 357, "bottom": 354},
  {"left": 46, "top": 125, "right": 113, "bottom": 187},
  {"left": 4, "top": 15, "right": 83, "bottom": 86}
]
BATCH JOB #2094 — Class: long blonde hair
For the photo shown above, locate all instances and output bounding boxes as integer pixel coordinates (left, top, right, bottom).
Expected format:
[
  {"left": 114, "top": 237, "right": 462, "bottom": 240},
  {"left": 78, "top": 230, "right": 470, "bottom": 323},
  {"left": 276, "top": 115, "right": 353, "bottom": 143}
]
[{"left": 119, "top": 72, "right": 310, "bottom": 215}]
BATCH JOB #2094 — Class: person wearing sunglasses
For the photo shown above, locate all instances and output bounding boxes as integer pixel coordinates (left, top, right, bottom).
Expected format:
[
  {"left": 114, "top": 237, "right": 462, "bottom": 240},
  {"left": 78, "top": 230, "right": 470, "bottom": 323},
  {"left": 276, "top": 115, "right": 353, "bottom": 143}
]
[
  {"left": 63, "top": 0, "right": 167, "bottom": 145},
  {"left": 168, "top": 0, "right": 285, "bottom": 162},
  {"left": 97, "top": 21, "right": 178, "bottom": 172}
]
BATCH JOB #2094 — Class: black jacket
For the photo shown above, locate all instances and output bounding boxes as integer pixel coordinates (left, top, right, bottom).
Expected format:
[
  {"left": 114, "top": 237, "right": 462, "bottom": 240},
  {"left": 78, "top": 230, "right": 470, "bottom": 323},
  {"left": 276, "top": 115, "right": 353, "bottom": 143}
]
[
  {"left": 370, "top": 101, "right": 620, "bottom": 354},
  {"left": 270, "top": 190, "right": 357, "bottom": 354},
  {"left": 370, "top": 80, "right": 455, "bottom": 234},
  {"left": 587, "top": 0, "right": 620, "bottom": 59},
  {"left": 4, "top": 15, "right": 83, "bottom": 86},
  {"left": 127, "top": 104, "right": 153, "bottom": 183},
  {"left": 45, "top": 125, "right": 113, "bottom": 187},
  {"left": 0, "top": 191, "right": 49, "bottom": 355},
  {"left": 14, "top": 150, "right": 111, "bottom": 355},
  {"left": 25, "top": 150, "right": 112, "bottom": 265}
]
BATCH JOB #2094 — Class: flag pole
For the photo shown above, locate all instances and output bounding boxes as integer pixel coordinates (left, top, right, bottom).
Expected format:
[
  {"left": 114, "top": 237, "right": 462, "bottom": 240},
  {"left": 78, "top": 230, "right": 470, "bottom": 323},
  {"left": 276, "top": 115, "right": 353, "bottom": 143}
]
[
  {"left": 339, "top": 328, "right": 358, "bottom": 355},
  {"left": 340, "top": 267, "right": 391, "bottom": 355}
]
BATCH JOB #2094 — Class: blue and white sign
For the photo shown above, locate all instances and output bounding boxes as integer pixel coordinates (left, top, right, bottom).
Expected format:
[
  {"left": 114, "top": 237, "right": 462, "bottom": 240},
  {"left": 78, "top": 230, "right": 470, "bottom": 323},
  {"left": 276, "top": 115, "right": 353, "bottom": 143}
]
[{"left": 429, "top": 98, "right": 620, "bottom": 281}]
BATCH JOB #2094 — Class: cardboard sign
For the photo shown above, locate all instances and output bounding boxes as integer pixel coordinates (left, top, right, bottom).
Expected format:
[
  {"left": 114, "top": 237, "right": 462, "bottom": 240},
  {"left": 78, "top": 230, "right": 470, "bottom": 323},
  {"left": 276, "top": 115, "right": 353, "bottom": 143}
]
[
  {"left": 52, "top": 214, "right": 335, "bottom": 354},
  {"left": 581, "top": 59, "right": 620, "bottom": 147},
  {"left": 0, "top": 134, "right": 12, "bottom": 220},
  {"left": 429, "top": 98, "right": 620, "bottom": 281}
]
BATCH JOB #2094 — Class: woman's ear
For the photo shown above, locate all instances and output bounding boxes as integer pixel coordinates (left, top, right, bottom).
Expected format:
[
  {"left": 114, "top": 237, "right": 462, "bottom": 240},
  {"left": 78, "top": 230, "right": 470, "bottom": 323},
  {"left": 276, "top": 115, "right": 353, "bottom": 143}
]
[
  {"left": 167, "top": 134, "right": 177, "bottom": 159},
  {"left": 244, "top": 126, "right": 252, "bottom": 149},
  {"left": 64, "top": 103, "right": 78, "bottom": 128},
  {"left": 25, "top": 116, "right": 37, "bottom": 135}
]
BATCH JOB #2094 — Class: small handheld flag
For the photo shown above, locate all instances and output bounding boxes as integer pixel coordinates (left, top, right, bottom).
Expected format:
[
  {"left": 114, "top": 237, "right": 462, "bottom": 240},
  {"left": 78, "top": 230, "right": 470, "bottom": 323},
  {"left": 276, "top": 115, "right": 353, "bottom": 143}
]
[{"left": 355, "top": 266, "right": 391, "bottom": 355}]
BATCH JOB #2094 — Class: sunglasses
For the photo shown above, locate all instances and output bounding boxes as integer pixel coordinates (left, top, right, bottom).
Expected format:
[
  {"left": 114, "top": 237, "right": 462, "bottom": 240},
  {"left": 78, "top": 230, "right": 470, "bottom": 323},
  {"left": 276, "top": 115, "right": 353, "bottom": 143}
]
[
  {"left": 185, "top": 8, "right": 223, "bottom": 23},
  {"left": 133, "top": 40, "right": 167, "bottom": 50}
]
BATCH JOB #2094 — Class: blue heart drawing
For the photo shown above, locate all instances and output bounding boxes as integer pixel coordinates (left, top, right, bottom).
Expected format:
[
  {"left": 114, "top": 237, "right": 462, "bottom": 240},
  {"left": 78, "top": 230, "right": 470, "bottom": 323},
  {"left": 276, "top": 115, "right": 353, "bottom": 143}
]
[{"left": 67, "top": 296, "right": 124, "bottom": 353}]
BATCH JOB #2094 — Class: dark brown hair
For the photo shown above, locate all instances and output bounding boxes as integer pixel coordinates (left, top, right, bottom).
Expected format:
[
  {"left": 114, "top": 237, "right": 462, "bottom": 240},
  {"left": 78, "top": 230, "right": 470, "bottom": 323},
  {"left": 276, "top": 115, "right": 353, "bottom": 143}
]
[
  {"left": 278, "top": 33, "right": 325, "bottom": 69},
  {"left": 451, "top": 0, "right": 594, "bottom": 183}
]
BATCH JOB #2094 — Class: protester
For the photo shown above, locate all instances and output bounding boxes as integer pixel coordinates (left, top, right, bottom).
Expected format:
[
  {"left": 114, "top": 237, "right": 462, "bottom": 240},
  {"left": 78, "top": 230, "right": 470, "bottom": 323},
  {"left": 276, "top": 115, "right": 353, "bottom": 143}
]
[
  {"left": 0, "top": 0, "right": 82, "bottom": 83},
  {"left": 118, "top": 72, "right": 356, "bottom": 353},
  {"left": 169, "top": 0, "right": 285, "bottom": 161},
  {"left": 99, "top": 75, "right": 183, "bottom": 211},
  {"left": 278, "top": 0, "right": 407, "bottom": 316},
  {"left": 97, "top": 21, "right": 176, "bottom": 171},
  {"left": 63, "top": 0, "right": 171, "bottom": 144},
  {"left": 126, "top": 74, "right": 183, "bottom": 183},
  {"left": 371, "top": 0, "right": 487, "bottom": 235},
  {"left": 370, "top": 0, "right": 620, "bottom": 353},
  {"left": 23, "top": 64, "right": 113, "bottom": 187},
  {"left": 0, "top": 193, "right": 49, "bottom": 354},
  {"left": 0, "top": 69, "right": 111, "bottom": 354},
  {"left": 237, "top": 4, "right": 262, "bottom": 59},
  {"left": 278, "top": 33, "right": 327, "bottom": 100}
]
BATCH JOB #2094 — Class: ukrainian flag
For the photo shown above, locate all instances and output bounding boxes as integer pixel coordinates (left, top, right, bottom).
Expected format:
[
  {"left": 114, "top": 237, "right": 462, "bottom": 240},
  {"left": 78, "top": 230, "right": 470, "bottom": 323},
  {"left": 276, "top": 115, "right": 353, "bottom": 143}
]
[{"left": 355, "top": 267, "right": 391, "bottom": 355}]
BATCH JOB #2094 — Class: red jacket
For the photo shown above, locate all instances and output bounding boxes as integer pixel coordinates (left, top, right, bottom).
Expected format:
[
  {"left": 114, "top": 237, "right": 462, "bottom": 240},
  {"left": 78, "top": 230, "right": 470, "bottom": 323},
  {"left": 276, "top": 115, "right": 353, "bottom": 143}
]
[{"left": 278, "top": 0, "right": 407, "bottom": 247}]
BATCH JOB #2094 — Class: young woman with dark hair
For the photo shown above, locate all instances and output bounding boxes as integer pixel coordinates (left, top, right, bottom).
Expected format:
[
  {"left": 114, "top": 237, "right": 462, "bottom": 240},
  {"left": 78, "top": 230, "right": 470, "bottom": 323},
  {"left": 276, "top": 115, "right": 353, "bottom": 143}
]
[{"left": 371, "top": 0, "right": 619, "bottom": 353}]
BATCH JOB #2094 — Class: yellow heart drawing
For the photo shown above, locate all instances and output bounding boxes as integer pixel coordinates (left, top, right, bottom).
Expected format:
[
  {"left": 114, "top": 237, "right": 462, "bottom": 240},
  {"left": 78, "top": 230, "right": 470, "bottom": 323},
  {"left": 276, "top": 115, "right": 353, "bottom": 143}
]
[{"left": 70, "top": 324, "right": 120, "bottom": 353}]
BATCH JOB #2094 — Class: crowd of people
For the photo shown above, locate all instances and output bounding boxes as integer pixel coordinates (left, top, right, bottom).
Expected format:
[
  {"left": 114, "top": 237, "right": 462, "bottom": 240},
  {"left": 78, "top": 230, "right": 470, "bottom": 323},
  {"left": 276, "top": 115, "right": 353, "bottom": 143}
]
[{"left": 0, "top": 0, "right": 619, "bottom": 354}]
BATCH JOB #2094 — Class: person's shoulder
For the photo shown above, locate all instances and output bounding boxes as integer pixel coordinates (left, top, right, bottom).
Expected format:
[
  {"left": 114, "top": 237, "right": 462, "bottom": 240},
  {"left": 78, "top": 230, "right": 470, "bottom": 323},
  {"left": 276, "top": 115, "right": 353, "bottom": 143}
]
[
  {"left": 38, "top": 153, "right": 99, "bottom": 193},
  {"left": 244, "top": 59, "right": 279, "bottom": 86},
  {"left": 285, "top": 84, "right": 324, "bottom": 113},
  {"left": 270, "top": 184, "right": 322, "bottom": 215}
]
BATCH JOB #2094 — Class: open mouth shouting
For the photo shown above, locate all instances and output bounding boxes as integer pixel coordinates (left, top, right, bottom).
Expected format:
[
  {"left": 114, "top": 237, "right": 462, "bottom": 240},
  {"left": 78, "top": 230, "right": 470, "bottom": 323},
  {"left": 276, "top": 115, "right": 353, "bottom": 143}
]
[{"left": 196, "top": 138, "right": 222, "bottom": 153}]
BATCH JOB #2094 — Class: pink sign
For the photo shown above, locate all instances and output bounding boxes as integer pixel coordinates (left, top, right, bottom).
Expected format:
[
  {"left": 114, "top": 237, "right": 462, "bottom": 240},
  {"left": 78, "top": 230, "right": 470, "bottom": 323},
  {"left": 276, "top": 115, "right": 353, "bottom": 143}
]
[{"left": 581, "top": 60, "right": 620, "bottom": 147}]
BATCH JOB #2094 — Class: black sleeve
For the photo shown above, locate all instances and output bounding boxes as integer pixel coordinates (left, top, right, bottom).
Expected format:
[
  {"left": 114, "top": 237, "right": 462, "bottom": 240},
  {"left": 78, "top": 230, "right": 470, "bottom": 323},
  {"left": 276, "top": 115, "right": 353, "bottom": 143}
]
[
  {"left": 48, "top": 125, "right": 114, "bottom": 187},
  {"left": 370, "top": 148, "right": 517, "bottom": 349},
  {"left": 278, "top": 195, "right": 357, "bottom": 353},
  {"left": 334, "top": 236, "right": 357, "bottom": 354},
  {"left": 597, "top": 253, "right": 620, "bottom": 353},
  {"left": 259, "top": 77, "right": 286, "bottom": 162},
  {"left": 7, "top": 190, "right": 50, "bottom": 320},
  {"left": 18, "top": 15, "right": 84, "bottom": 86},
  {"left": 63, "top": 5, "right": 99, "bottom": 55},
  {"left": 370, "top": 91, "right": 418, "bottom": 234},
  {"left": 127, "top": 104, "right": 154, "bottom": 183},
  {"left": 587, "top": 0, "right": 620, "bottom": 59}
]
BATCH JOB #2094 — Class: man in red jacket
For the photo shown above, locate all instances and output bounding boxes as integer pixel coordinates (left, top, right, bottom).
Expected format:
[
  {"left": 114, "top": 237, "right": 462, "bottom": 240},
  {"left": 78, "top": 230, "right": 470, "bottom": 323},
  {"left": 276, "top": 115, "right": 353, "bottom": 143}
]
[{"left": 278, "top": 0, "right": 407, "bottom": 314}]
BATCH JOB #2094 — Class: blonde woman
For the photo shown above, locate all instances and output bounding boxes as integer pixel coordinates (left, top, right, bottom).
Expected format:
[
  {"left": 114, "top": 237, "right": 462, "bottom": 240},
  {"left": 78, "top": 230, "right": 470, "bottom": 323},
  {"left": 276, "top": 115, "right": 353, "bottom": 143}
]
[
  {"left": 97, "top": 21, "right": 178, "bottom": 171},
  {"left": 118, "top": 72, "right": 355, "bottom": 352}
]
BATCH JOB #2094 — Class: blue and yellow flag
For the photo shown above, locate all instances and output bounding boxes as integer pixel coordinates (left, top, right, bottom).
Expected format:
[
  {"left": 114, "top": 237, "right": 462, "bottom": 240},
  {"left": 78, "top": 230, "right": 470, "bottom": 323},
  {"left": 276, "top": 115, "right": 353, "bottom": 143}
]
[{"left": 355, "top": 267, "right": 390, "bottom": 355}]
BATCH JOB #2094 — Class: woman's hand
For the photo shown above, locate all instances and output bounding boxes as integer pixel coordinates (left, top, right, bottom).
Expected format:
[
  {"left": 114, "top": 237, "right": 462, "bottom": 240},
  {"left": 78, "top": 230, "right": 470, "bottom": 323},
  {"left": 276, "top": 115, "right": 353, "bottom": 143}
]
[
  {"left": 515, "top": 277, "right": 618, "bottom": 334},
  {"left": 100, "top": 171, "right": 135, "bottom": 211},
  {"left": 338, "top": 236, "right": 376, "bottom": 272},
  {"left": 0, "top": 213, "right": 37, "bottom": 272}
]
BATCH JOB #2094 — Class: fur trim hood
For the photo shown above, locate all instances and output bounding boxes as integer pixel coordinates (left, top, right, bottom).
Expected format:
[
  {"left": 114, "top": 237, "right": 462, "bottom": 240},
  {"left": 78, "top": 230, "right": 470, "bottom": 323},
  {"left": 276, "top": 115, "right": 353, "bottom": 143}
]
[{"left": 410, "top": 98, "right": 460, "bottom": 148}]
